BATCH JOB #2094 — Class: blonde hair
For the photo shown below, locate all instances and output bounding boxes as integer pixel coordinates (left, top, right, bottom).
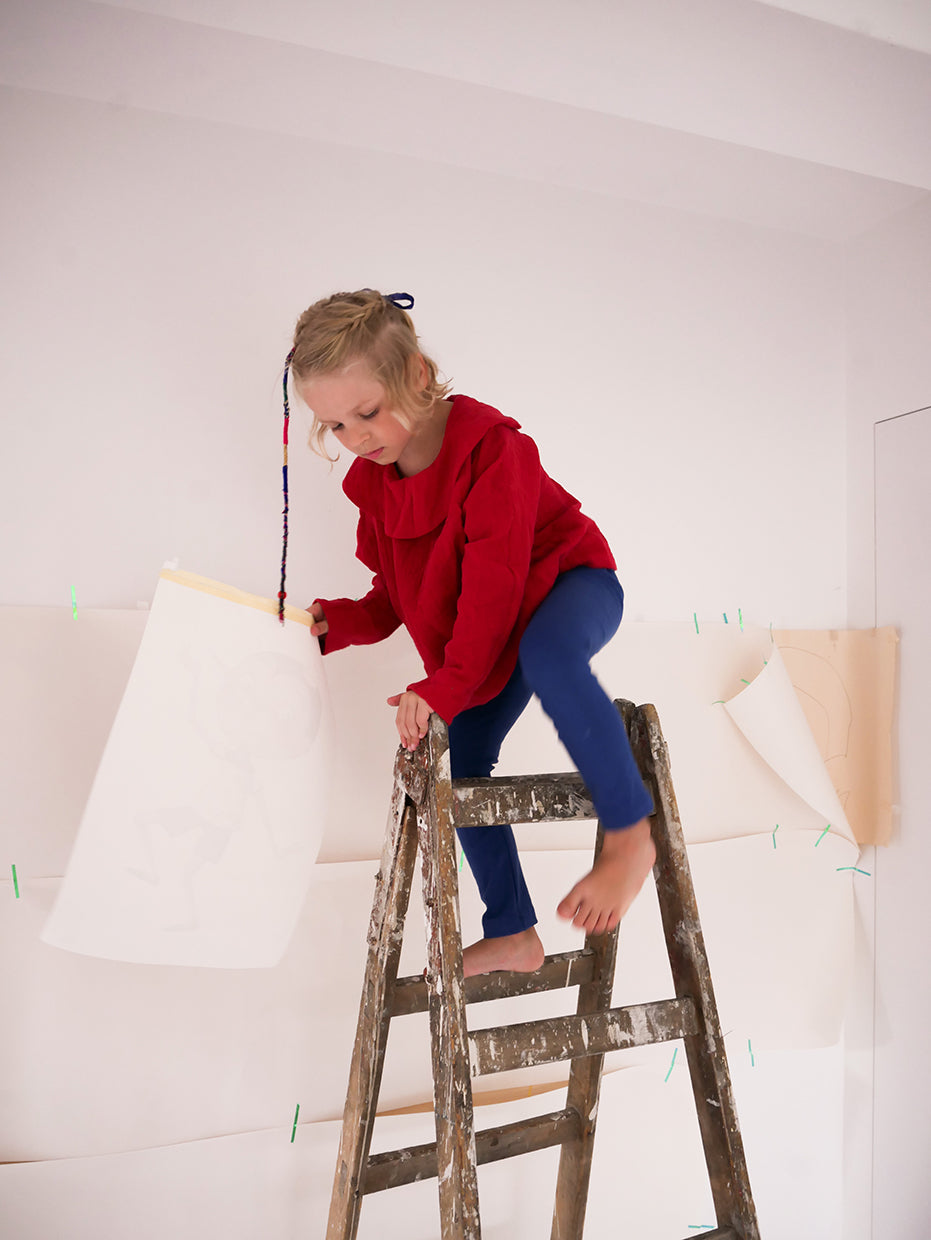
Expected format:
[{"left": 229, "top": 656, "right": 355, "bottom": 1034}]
[{"left": 289, "top": 289, "right": 449, "bottom": 459}]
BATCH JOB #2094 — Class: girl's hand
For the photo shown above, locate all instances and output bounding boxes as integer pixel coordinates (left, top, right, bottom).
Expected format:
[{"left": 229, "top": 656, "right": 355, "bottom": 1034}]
[
  {"left": 306, "top": 601, "right": 328, "bottom": 639},
  {"left": 387, "top": 691, "right": 434, "bottom": 751}
]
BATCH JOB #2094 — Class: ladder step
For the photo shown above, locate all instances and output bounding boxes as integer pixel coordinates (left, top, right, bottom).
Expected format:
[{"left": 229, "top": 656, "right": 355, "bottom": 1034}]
[
  {"left": 469, "top": 998, "right": 698, "bottom": 1076},
  {"left": 390, "top": 949, "right": 598, "bottom": 1017},
  {"left": 453, "top": 772, "right": 593, "bottom": 826},
  {"left": 364, "top": 1107, "right": 582, "bottom": 1193}
]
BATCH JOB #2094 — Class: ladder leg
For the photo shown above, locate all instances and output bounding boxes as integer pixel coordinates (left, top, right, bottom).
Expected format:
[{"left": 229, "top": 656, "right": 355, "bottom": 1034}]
[
  {"left": 552, "top": 821, "right": 620, "bottom": 1240},
  {"left": 420, "top": 715, "right": 482, "bottom": 1240},
  {"left": 631, "top": 703, "right": 760, "bottom": 1240},
  {"left": 327, "top": 776, "right": 420, "bottom": 1240}
]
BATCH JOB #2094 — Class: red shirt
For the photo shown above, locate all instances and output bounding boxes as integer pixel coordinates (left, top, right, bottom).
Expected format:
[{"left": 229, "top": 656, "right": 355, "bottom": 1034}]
[{"left": 317, "top": 394, "right": 615, "bottom": 722}]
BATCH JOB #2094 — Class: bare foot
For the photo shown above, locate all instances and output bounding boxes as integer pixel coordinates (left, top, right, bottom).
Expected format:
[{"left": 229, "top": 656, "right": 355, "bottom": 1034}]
[
  {"left": 460, "top": 927, "right": 545, "bottom": 978},
  {"left": 557, "top": 817, "right": 656, "bottom": 936}
]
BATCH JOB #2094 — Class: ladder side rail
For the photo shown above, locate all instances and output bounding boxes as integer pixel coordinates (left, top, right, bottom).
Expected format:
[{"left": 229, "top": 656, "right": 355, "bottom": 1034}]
[
  {"left": 632, "top": 703, "right": 760, "bottom": 1240},
  {"left": 326, "top": 777, "right": 420, "bottom": 1240},
  {"left": 551, "top": 821, "right": 620, "bottom": 1240},
  {"left": 420, "top": 715, "right": 482, "bottom": 1240}
]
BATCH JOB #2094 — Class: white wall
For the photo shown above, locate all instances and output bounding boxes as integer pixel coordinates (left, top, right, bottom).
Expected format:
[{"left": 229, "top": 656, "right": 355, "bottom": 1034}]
[
  {"left": 843, "top": 200, "right": 931, "bottom": 1240},
  {"left": 0, "top": 85, "right": 847, "bottom": 634},
  {"left": 845, "top": 197, "right": 931, "bottom": 625}
]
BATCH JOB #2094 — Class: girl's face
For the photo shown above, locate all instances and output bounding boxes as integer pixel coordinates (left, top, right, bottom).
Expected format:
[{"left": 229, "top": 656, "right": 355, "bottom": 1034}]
[{"left": 297, "top": 363, "right": 414, "bottom": 469}]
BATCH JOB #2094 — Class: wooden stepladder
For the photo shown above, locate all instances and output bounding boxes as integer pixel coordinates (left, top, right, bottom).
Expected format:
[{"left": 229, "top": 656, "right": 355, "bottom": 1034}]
[{"left": 326, "top": 701, "right": 760, "bottom": 1240}]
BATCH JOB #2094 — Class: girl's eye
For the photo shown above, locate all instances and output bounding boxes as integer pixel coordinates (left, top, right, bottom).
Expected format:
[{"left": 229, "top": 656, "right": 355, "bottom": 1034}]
[
  {"left": 330, "top": 423, "right": 343, "bottom": 432},
  {"left": 361, "top": 409, "right": 379, "bottom": 420}
]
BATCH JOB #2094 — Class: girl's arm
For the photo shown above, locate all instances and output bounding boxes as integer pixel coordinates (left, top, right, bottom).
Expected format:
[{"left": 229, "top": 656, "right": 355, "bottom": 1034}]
[{"left": 312, "top": 573, "right": 401, "bottom": 654}]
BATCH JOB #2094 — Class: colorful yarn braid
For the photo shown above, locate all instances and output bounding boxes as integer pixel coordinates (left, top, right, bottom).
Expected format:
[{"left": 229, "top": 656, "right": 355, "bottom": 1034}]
[{"left": 278, "top": 346, "right": 296, "bottom": 624}]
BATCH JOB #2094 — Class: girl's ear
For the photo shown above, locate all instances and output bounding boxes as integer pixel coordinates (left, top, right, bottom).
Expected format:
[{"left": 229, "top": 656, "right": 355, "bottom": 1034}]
[{"left": 412, "top": 353, "right": 429, "bottom": 391}]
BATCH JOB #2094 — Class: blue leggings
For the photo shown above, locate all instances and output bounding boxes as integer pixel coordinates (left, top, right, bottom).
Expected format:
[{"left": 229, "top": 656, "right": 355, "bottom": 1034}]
[{"left": 448, "top": 567, "right": 653, "bottom": 938}]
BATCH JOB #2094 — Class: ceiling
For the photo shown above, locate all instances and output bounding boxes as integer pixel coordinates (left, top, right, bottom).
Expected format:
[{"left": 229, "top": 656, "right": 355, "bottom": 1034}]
[
  {"left": 2, "top": 0, "right": 929, "bottom": 240},
  {"left": 756, "top": 0, "right": 931, "bottom": 53}
]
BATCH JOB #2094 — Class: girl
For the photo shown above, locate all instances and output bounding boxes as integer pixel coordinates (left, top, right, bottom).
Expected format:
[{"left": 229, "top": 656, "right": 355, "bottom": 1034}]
[{"left": 283, "top": 289, "right": 655, "bottom": 978}]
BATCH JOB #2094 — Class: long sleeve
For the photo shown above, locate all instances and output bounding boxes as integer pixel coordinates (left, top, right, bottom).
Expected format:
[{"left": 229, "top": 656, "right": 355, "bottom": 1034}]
[
  {"left": 406, "top": 427, "right": 540, "bottom": 721},
  {"left": 314, "top": 577, "right": 401, "bottom": 654}
]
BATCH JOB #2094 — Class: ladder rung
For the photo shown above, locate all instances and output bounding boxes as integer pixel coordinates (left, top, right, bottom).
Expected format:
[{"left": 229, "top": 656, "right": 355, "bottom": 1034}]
[
  {"left": 469, "top": 998, "right": 698, "bottom": 1076},
  {"left": 364, "top": 1107, "right": 582, "bottom": 1193},
  {"left": 453, "top": 772, "right": 593, "bottom": 827},
  {"left": 391, "top": 949, "right": 598, "bottom": 1016}
]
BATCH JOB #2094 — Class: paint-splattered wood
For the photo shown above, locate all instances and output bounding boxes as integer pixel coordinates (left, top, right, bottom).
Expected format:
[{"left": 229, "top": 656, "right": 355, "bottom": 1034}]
[
  {"left": 452, "top": 772, "right": 594, "bottom": 826},
  {"left": 631, "top": 702, "right": 760, "bottom": 1240},
  {"left": 552, "top": 808, "right": 621, "bottom": 1240},
  {"left": 418, "top": 715, "right": 482, "bottom": 1240},
  {"left": 395, "top": 741, "right": 430, "bottom": 806},
  {"left": 390, "top": 949, "right": 598, "bottom": 1017},
  {"left": 326, "top": 777, "right": 420, "bottom": 1240},
  {"left": 469, "top": 997, "right": 698, "bottom": 1076},
  {"left": 685, "top": 1231, "right": 739, "bottom": 1240},
  {"left": 364, "top": 1108, "right": 582, "bottom": 1193}
]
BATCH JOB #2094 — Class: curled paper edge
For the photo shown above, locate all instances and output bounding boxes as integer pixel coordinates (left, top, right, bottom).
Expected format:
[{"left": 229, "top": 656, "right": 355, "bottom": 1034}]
[{"left": 723, "top": 645, "right": 855, "bottom": 844}]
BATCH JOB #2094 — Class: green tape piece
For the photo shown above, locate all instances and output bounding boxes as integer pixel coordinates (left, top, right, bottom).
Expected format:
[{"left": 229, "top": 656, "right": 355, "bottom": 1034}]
[
  {"left": 290, "top": 1102, "right": 300, "bottom": 1143},
  {"left": 815, "top": 825, "right": 831, "bottom": 847},
  {"left": 459, "top": 849, "right": 465, "bottom": 872},
  {"left": 740, "top": 678, "right": 750, "bottom": 685},
  {"left": 693, "top": 612, "right": 699, "bottom": 634},
  {"left": 71, "top": 585, "right": 77, "bottom": 620},
  {"left": 664, "top": 1046, "right": 678, "bottom": 1082},
  {"left": 11, "top": 864, "right": 19, "bottom": 899},
  {"left": 748, "top": 1038, "right": 755, "bottom": 1067},
  {"left": 739, "top": 608, "right": 744, "bottom": 631},
  {"left": 836, "top": 866, "right": 872, "bottom": 876},
  {"left": 772, "top": 824, "right": 779, "bottom": 849},
  {"left": 723, "top": 612, "right": 728, "bottom": 624}
]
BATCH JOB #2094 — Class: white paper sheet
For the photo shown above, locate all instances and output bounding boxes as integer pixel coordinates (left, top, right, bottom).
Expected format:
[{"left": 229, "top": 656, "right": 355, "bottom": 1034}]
[
  {"left": 0, "top": 1047, "right": 844, "bottom": 1240},
  {"left": 500, "top": 622, "right": 842, "bottom": 854},
  {"left": 40, "top": 571, "right": 331, "bottom": 968},
  {"left": 3, "top": 826, "right": 855, "bottom": 1161},
  {"left": 1, "top": 611, "right": 857, "bottom": 878},
  {"left": 723, "top": 645, "right": 855, "bottom": 844}
]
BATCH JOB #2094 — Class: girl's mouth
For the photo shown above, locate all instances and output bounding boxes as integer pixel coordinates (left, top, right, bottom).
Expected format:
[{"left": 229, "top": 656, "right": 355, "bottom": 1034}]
[{"left": 362, "top": 447, "right": 383, "bottom": 460}]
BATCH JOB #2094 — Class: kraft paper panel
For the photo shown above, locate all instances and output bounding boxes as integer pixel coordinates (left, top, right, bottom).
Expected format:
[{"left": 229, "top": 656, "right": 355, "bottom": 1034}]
[
  {"left": 40, "top": 571, "right": 331, "bottom": 969},
  {"left": 2, "top": 826, "right": 855, "bottom": 1161},
  {"left": 0, "top": 1045, "right": 844, "bottom": 1240},
  {"left": 774, "top": 628, "right": 897, "bottom": 845}
]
